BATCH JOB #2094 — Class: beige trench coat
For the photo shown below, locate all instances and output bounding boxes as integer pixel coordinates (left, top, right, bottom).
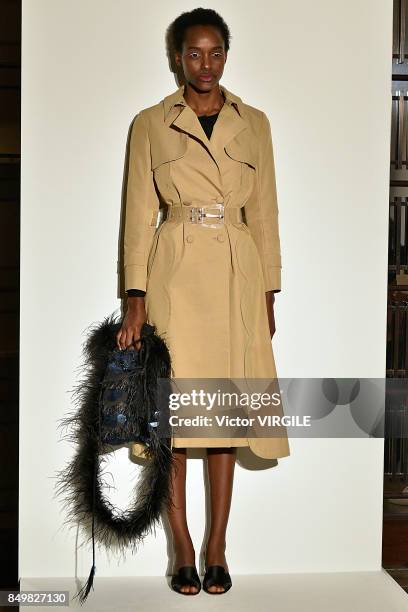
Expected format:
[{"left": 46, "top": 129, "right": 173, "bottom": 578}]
[{"left": 122, "top": 83, "right": 290, "bottom": 461}]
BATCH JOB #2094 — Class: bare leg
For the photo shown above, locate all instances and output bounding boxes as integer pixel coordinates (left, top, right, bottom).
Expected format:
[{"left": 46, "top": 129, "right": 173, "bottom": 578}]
[
  {"left": 205, "top": 447, "right": 236, "bottom": 593},
  {"left": 166, "top": 448, "right": 198, "bottom": 594}
]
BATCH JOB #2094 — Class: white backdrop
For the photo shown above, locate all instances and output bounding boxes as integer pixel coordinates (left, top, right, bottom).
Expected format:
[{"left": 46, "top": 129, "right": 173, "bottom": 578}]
[{"left": 20, "top": 0, "right": 392, "bottom": 580}]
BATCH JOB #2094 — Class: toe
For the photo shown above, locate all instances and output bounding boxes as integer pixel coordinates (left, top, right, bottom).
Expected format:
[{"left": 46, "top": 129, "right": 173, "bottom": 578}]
[
  {"left": 181, "top": 584, "right": 198, "bottom": 594},
  {"left": 210, "top": 584, "right": 224, "bottom": 593}
]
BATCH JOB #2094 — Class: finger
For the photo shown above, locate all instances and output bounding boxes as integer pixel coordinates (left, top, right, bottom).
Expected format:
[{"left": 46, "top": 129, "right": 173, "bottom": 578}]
[
  {"left": 133, "top": 335, "right": 142, "bottom": 351},
  {"left": 119, "top": 328, "right": 129, "bottom": 351},
  {"left": 116, "top": 329, "right": 124, "bottom": 350},
  {"left": 123, "top": 329, "right": 134, "bottom": 350},
  {"left": 128, "top": 333, "right": 140, "bottom": 351},
  {"left": 125, "top": 329, "right": 141, "bottom": 351}
]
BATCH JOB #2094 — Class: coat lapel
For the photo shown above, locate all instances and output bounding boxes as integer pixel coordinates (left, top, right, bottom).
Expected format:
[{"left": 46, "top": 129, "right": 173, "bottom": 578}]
[{"left": 162, "top": 83, "right": 249, "bottom": 169}]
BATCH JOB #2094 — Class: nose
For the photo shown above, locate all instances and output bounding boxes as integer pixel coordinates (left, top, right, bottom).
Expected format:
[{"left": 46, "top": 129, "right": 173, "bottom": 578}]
[{"left": 201, "top": 54, "right": 210, "bottom": 69}]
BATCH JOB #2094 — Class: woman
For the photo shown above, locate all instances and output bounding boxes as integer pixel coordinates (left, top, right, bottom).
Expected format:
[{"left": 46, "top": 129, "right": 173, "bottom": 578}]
[{"left": 116, "top": 7, "right": 290, "bottom": 596}]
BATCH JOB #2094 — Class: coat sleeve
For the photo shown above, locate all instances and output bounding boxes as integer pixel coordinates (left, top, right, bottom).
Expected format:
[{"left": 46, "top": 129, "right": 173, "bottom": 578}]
[
  {"left": 123, "top": 111, "right": 160, "bottom": 292},
  {"left": 244, "top": 111, "right": 282, "bottom": 293}
]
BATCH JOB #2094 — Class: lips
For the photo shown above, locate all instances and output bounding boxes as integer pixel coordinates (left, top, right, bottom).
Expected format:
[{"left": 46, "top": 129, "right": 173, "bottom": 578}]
[{"left": 198, "top": 74, "right": 213, "bottom": 81}]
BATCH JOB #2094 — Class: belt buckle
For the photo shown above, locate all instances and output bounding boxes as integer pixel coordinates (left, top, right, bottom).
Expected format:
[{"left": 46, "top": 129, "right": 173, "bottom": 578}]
[
  {"left": 190, "top": 206, "right": 205, "bottom": 224},
  {"left": 190, "top": 203, "right": 224, "bottom": 226}
]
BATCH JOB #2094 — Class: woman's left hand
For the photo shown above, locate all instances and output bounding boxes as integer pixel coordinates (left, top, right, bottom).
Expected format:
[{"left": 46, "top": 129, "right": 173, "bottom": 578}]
[{"left": 265, "top": 291, "right": 276, "bottom": 339}]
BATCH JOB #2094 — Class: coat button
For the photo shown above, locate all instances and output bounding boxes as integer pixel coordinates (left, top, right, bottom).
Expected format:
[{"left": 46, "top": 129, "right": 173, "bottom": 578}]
[
  {"left": 217, "top": 234, "right": 225, "bottom": 242},
  {"left": 186, "top": 234, "right": 194, "bottom": 243}
]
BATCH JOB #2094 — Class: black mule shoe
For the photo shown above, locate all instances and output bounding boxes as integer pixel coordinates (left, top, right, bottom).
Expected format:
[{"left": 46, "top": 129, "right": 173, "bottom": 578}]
[
  {"left": 171, "top": 565, "right": 201, "bottom": 595},
  {"left": 203, "top": 565, "right": 232, "bottom": 594}
]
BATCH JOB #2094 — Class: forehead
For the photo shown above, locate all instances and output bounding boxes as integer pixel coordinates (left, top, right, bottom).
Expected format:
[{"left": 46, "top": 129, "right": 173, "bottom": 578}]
[{"left": 183, "top": 24, "right": 224, "bottom": 47}]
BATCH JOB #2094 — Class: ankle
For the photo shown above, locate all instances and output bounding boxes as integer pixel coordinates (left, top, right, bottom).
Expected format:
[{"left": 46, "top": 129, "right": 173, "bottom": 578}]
[
  {"left": 205, "top": 538, "right": 228, "bottom": 569},
  {"left": 173, "top": 534, "right": 194, "bottom": 552},
  {"left": 206, "top": 537, "right": 226, "bottom": 552},
  {"left": 173, "top": 538, "right": 196, "bottom": 567}
]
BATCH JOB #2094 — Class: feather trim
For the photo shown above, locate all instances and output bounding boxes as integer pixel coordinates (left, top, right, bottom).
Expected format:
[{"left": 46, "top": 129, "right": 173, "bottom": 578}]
[{"left": 53, "top": 312, "right": 175, "bottom": 603}]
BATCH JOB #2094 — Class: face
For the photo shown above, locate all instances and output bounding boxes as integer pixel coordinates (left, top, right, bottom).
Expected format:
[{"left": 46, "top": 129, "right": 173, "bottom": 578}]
[{"left": 175, "top": 24, "right": 227, "bottom": 91}]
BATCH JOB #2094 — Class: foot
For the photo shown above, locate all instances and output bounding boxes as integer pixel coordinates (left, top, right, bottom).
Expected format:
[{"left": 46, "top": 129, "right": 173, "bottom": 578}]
[
  {"left": 171, "top": 565, "right": 201, "bottom": 596},
  {"left": 172, "top": 543, "right": 199, "bottom": 594},
  {"left": 204, "top": 540, "right": 229, "bottom": 593}
]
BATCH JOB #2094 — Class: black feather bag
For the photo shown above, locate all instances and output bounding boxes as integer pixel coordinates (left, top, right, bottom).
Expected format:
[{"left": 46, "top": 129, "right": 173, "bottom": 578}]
[
  {"left": 99, "top": 337, "right": 169, "bottom": 446},
  {"left": 54, "top": 312, "right": 175, "bottom": 605}
]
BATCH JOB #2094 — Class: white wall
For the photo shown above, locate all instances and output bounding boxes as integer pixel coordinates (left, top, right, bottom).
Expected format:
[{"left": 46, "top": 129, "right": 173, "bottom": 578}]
[{"left": 20, "top": 0, "right": 392, "bottom": 580}]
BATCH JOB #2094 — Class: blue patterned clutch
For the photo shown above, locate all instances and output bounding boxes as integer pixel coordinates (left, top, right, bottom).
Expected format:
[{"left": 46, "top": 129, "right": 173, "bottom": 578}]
[{"left": 99, "top": 330, "right": 171, "bottom": 447}]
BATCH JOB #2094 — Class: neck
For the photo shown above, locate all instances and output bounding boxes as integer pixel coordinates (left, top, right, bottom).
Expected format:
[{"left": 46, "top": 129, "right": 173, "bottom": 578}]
[{"left": 183, "top": 82, "right": 225, "bottom": 116}]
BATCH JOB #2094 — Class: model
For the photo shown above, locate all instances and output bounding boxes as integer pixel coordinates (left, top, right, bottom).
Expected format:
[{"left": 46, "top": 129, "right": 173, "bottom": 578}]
[{"left": 116, "top": 7, "right": 290, "bottom": 596}]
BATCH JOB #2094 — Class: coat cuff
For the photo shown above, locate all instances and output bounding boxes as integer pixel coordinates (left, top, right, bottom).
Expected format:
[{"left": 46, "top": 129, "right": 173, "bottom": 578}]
[
  {"left": 263, "top": 265, "right": 281, "bottom": 293},
  {"left": 124, "top": 264, "right": 147, "bottom": 292}
]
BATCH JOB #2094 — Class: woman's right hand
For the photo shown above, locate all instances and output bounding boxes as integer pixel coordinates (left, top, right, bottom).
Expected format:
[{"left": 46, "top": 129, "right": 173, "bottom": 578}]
[{"left": 116, "top": 297, "right": 147, "bottom": 351}]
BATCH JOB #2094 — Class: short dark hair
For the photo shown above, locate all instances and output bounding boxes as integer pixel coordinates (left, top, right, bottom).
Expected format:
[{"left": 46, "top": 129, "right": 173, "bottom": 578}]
[{"left": 169, "top": 7, "right": 231, "bottom": 53}]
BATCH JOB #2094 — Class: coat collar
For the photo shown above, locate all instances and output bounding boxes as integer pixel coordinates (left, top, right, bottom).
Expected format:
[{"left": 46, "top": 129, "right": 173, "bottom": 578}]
[
  {"left": 163, "top": 82, "right": 245, "bottom": 121},
  {"left": 162, "top": 83, "right": 249, "bottom": 163}
]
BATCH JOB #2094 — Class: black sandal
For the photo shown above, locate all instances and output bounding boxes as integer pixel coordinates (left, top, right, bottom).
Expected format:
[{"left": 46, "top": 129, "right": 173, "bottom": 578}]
[
  {"left": 171, "top": 565, "right": 201, "bottom": 595},
  {"left": 203, "top": 565, "right": 232, "bottom": 594}
]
